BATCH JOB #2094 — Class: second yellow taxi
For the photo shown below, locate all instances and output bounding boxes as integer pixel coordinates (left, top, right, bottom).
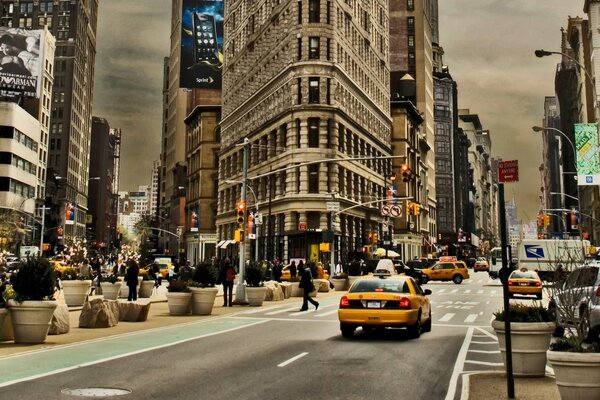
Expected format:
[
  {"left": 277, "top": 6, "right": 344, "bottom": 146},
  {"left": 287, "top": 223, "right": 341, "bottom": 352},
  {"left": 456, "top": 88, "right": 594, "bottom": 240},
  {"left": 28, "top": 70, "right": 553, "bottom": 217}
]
[
  {"left": 420, "top": 260, "right": 470, "bottom": 284},
  {"left": 338, "top": 271, "right": 432, "bottom": 339},
  {"left": 508, "top": 269, "right": 542, "bottom": 299}
]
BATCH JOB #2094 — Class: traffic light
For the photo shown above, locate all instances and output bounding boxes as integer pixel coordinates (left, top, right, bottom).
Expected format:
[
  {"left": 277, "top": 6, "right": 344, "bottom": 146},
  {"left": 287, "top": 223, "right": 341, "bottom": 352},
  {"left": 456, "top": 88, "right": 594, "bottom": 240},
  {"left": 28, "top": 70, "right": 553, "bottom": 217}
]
[
  {"left": 234, "top": 229, "right": 241, "bottom": 243},
  {"left": 537, "top": 214, "right": 544, "bottom": 227},
  {"left": 407, "top": 201, "right": 414, "bottom": 215},
  {"left": 413, "top": 203, "right": 421, "bottom": 215},
  {"left": 401, "top": 164, "right": 410, "bottom": 182},
  {"left": 543, "top": 215, "right": 550, "bottom": 227},
  {"left": 373, "top": 233, "right": 378, "bottom": 244},
  {"left": 236, "top": 201, "right": 246, "bottom": 224},
  {"left": 368, "top": 232, "right": 373, "bottom": 244}
]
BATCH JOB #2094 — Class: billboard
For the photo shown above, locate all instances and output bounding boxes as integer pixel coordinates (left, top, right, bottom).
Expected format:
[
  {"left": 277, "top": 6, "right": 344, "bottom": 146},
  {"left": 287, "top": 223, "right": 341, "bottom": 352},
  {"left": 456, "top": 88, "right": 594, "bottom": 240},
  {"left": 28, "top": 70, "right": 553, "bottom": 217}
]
[
  {"left": 0, "top": 27, "right": 45, "bottom": 98},
  {"left": 180, "top": 0, "right": 224, "bottom": 89},
  {"left": 65, "top": 202, "right": 76, "bottom": 225},
  {"left": 574, "top": 123, "right": 600, "bottom": 185}
]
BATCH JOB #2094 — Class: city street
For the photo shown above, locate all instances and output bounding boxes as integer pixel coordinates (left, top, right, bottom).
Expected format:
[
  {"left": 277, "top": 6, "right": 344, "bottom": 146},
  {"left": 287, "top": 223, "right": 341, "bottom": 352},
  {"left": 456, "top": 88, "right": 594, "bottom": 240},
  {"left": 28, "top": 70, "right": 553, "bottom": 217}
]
[{"left": 0, "top": 271, "right": 519, "bottom": 400}]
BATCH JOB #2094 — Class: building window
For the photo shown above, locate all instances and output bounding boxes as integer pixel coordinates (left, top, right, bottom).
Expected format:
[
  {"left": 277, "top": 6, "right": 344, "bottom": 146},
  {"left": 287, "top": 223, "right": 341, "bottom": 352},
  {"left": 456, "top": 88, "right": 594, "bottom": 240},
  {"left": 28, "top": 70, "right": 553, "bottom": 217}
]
[
  {"left": 309, "top": 0, "right": 320, "bottom": 23},
  {"left": 408, "top": 35, "right": 414, "bottom": 47},
  {"left": 298, "top": 0, "right": 302, "bottom": 24},
  {"left": 297, "top": 78, "right": 302, "bottom": 104},
  {"left": 407, "top": 0, "right": 414, "bottom": 11},
  {"left": 308, "top": 118, "right": 319, "bottom": 148},
  {"left": 308, "top": 164, "right": 319, "bottom": 193},
  {"left": 20, "top": 2, "right": 33, "bottom": 13},
  {"left": 309, "top": 37, "right": 319, "bottom": 59},
  {"left": 297, "top": 37, "right": 302, "bottom": 60},
  {"left": 407, "top": 17, "right": 414, "bottom": 31},
  {"left": 308, "top": 77, "right": 319, "bottom": 103}
]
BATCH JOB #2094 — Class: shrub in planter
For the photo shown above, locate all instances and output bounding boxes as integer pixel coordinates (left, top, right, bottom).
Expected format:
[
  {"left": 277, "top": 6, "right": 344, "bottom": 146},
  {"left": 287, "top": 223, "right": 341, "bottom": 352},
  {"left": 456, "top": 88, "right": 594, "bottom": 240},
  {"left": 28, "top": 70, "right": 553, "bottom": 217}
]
[
  {"left": 167, "top": 279, "right": 190, "bottom": 292},
  {"left": 245, "top": 261, "right": 265, "bottom": 287},
  {"left": 166, "top": 279, "right": 191, "bottom": 315},
  {"left": 493, "top": 302, "right": 553, "bottom": 323},
  {"left": 191, "top": 262, "right": 218, "bottom": 288},
  {"left": 11, "top": 257, "right": 57, "bottom": 302}
]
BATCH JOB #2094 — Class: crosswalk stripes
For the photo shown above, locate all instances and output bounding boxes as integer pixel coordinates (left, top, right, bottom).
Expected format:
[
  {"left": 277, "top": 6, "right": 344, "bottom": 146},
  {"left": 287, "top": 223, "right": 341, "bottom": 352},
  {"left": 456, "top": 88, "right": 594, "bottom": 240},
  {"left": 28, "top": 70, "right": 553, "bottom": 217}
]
[
  {"left": 240, "top": 305, "right": 286, "bottom": 315},
  {"left": 464, "top": 314, "right": 478, "bottom": 323},
  {"left": 314, "top": 309, "right": 338, "bottom": 317},
  {"left": 265, "top": 306, "right": 299, "bottom": 315},
  {"left": 439, "top": 313, "right": 455, "bottom": 322}
]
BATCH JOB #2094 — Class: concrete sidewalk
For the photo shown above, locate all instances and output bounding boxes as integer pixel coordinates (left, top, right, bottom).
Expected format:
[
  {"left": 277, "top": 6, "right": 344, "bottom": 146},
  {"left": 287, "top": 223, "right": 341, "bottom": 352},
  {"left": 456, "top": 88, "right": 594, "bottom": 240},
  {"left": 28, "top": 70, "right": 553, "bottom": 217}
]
[{"left": 468, "top": 373, "right": 559, "bottom": 400}]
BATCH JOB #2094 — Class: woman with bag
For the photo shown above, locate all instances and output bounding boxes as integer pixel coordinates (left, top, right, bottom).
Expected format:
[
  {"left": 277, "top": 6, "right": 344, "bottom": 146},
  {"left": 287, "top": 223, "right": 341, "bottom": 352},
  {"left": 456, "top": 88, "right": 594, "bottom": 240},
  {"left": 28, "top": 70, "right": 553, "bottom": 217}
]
[{"left": 298, "top": 263, "right": 319, "bottom": 312}]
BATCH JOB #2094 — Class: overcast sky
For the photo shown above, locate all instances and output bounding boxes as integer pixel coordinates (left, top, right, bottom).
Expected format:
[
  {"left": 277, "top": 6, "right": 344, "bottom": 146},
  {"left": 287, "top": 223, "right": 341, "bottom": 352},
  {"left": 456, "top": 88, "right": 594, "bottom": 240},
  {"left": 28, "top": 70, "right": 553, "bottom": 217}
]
[{"left": 93, "top": 0, "right": 585, "bottom": 223}]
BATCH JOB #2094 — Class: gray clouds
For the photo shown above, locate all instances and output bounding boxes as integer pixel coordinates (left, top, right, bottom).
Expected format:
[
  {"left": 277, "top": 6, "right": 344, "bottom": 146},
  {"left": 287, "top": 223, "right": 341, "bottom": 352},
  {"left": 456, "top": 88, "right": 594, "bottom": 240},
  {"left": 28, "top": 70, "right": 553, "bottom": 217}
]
[{"left": 440, "top": 1, "right": 584, "bottom": 222}]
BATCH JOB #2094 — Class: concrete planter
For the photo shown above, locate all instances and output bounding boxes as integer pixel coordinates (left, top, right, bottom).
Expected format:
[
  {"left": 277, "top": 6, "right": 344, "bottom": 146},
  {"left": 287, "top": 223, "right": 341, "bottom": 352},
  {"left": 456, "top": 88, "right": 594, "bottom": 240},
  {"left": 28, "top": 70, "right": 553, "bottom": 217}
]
[
  {"left": 246, "top": 286, "right": 267, "bottom": 306},
  {"left": 547, "top": 350, "right": 600, "bottom": 400},
  {"left": 315, "top": 279, "right": 330, "bottom": 292},
  {"left": 331, "top": 278, "right": 348, "bottom": 291},
  {"left": 0, "top": 308, "right": 7, "bottom": 334},
  {"left": 189, "top": 287, "right": 218, "bottom": 315},
  {"left": 8, "top": 300, "right": 58, "bottom": 344},
  {"left": 166, "top": 292, "right": 192, "bottom": 315},
  {"left": 61, "top": 280, "right": 92, "bottom": 307},
  {"left": 290, "top": 282, "right": 302, "bottom": 297},
  {"left": 138, "top": 280, "right": 155, "bottom": 298},
  {"left": 100, "top": 282, "right": 122, "bottom": 300},
  {"left": 348, "top": 276, "right": 360, "bottom": 288},
  {"left": 492, "top": 320, "right": 555, "bottom": 377}
]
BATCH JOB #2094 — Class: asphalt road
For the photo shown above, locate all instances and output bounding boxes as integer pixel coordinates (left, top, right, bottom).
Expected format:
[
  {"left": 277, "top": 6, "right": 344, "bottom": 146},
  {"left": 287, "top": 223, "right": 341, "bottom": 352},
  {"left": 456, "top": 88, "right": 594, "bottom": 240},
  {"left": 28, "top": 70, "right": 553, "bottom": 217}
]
[{"left": 0, "top": 270, "right": 522, "bottom": 400}]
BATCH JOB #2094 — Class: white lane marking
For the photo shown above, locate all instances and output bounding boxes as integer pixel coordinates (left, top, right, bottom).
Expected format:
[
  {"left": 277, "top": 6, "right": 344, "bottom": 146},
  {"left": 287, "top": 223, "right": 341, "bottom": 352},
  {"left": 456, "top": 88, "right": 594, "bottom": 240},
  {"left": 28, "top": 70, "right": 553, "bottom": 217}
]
[
  {"left": 464, "top": 290, "right": 471, "bottom": 294},
  {"left": 438, "top": 313, "right": 455, "bottom": 322},
  {"left": 464, "top": 314, "right": 478, "bottom": 323},
  {"left": 468, "top": 349, "right": 500, "bottom": 354},
  {"left": 464, "top": 360, "right": 503, "bottom": 366},
  {"left": 475, "top": 327, "right": 497, "bottom": 340},
  {"left": 460, "top": 373, "right": 472, "bottom": 400},
  {"left": 445, "top": 326, "right": 474, "bottom": 400},
  {"left": 437, "top": 288, "right": 446, "bottom": 293},
  {"left": 470, "top": 341, "right": 498, "bottom": 344},
  {"left": 491, "top": 290, "right": 498, "bottom": 295},
  {"left": 266, "top": 306, "right": 299, "bottom": 315},
  {"left": 241, "top": 305, "right": 285, "bottom": 315},
  {"left": 477, "top": 290, "right": 484, "bottom": 294},
  {"left": 314, "top": 309, "right": 338, "bottom": 317},
  {"left": 450, "top": 289, "right": 459, "bottom": 293},
  {"left": 278, "top": 352, "right": 309, "bottom": 367},
  {"left": 290, "top": 309, "right": 317, "bottom": 316}
]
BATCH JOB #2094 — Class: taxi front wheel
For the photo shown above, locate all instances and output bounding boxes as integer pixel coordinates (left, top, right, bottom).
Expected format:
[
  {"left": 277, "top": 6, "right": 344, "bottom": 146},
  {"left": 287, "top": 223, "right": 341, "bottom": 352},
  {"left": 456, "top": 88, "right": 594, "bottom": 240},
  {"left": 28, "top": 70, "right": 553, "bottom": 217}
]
[
  {"left": 341, "top": 324, "right": 355, "bottom": 338},
  {"left": 452, "top": 275, "right": 463, "bottom": 284}
]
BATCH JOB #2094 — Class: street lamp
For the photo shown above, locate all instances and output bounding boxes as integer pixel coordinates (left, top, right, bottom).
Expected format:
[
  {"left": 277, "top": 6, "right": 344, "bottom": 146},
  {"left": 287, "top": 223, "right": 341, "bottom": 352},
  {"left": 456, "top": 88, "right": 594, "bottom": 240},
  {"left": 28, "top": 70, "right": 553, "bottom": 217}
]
[
  {"left": 533, "top": 126, "right": 581, "bottom": 234},
  {"left": 383, "top": 171, "right": 396, "bottom": 259},
  {"left": 535, "top": 49, "right": 595, "bottom": 88}
]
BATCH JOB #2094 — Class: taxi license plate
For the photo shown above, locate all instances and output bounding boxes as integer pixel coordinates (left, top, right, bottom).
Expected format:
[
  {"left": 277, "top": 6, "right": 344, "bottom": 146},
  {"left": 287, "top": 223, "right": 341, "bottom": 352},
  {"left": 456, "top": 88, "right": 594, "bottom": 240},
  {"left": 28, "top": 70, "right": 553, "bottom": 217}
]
[
  {"left": 520, "top": 282, "right": 528, "bottom": 286},
  {"left": 366, "top": 301, "right": 381, "bottom": 308}
]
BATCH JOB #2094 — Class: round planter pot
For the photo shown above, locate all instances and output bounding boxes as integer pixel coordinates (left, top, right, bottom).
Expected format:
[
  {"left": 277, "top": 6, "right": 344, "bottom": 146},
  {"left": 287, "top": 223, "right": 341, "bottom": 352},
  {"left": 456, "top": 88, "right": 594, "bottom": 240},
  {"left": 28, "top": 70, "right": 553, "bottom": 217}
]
[
  {"left": 61, "top": 280, "right": 92, "bottom": 307},
  {"left": 492, "top": 320, "right": 555, "bottom": 377},
  {"left": 547, "top": 350, "right": 600, "bottom": 400},
  {"left": 331, "top": 278, "right": 348, "bottom": 291},
  {"left": 100, "top": 282, "right": 123, "bottom": 300},
  {"left": 8, "top": 300, "right": 58, "bottom": 344},
  {"left": 0, "top": 308, "right": 7, "bottom": 334},
  {"left": 290, "top": 282, "right": 302, "bottom": 297},
  {"left": 166, "top": 292, "right": 192, "bottom": 315},
  {"left": 189, "top": 287, "right": 218, "bottom": 315},
  {"left": 246, "top": 286, "right": 267, "bottom": 306},
  {"left": 138, "top": 280, "right": 155, "bottom": 298},
  {"left": 315, "top": 279, "right": 330, "bottom": 293}
]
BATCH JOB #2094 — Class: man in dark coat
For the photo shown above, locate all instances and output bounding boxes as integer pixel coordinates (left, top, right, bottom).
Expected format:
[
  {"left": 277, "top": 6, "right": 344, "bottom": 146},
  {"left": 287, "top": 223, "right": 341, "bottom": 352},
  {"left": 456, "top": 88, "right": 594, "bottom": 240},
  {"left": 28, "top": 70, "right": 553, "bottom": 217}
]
[
  {"left": 298, "top": 264, "right": 319, "bottom": 311},
  {"left": 125, "top": 259, "right": 139, "bottom": 301}
]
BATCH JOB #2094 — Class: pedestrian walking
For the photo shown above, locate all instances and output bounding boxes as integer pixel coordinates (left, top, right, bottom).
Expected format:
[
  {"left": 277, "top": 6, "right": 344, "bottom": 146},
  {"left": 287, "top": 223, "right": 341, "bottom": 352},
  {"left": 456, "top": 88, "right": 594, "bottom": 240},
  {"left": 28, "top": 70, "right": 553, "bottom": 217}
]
[
  {"left": 316, "top": 262, "right": 325, "bottom": 279},
  {"left": 298, "top": 263, "right": 319, "bottom": 311},
  {"left": 125, "top": 259, "right": 139, "bottom": 301},
  {"left": 289, "top": 260, "right": 297, "bottom": 280},
  {"left": 272, "top": 259, "right": 282, "bottom": 282},
  {"left": 220, "top": 258, "right": 236, "bottom": 307}
]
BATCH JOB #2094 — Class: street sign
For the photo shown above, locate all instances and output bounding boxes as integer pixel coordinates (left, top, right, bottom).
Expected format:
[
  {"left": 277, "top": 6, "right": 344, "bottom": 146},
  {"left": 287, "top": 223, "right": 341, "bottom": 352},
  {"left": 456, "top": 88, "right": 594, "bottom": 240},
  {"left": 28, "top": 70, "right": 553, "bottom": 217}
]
[
  {"left": 498, "top": 160, "right": 519, "bottom": 183},
  {"left": 248, "top": 233, "right": 256, "bottom": 239},
  {"left": 326, "top": 202, "right": 340, "bottom": 212},
  {"left": 390, "top": 205, "right": 402, "bottom": 217},
  {"left": 381, "top": 205, "right": 391, "bottom": 216},
  {"left": 299, "top": 222, "right": 307, "bottom": 230}
]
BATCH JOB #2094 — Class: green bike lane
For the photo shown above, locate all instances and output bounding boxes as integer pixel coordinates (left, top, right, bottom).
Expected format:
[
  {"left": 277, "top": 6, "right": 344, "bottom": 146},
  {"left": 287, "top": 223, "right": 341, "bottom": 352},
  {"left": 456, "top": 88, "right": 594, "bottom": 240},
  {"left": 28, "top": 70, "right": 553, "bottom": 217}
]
[{"left": 0, "top": 316, "right": 268, "bottom": 388}]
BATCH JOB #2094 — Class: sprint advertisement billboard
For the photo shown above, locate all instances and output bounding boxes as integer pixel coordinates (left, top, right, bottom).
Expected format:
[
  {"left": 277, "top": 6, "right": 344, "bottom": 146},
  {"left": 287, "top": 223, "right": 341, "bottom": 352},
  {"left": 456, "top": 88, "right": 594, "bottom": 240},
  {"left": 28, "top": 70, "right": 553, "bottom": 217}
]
[
  {"left": 574, "top": 123, "right": 600, "bottom": 185},
  {"left": 180, "top": 0, "right": 224, "bottom": 89},
  {"left": 0, "top": 27, "right": 45, "bottom": 98}
]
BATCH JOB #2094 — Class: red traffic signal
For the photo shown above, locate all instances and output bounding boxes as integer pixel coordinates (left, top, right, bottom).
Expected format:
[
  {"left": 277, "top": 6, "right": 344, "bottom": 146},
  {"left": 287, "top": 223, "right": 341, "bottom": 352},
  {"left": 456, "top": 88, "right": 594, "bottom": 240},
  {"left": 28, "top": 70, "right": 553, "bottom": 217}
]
[
  {"left": 237, "top": 201, "right": 246, "bottom": 224},
  {"left": 401, "top": 164, "right": 411, "bottom": 182}
]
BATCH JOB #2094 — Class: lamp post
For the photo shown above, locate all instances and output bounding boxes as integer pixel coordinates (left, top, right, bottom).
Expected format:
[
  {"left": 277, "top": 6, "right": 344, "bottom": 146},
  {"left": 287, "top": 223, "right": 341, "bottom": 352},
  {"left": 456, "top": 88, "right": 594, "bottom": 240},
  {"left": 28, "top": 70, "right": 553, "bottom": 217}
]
[
  {"left": 533, "top": 126, "right": 581, "bottom": 236},
  {"left": 234, "top": 138, "right": 250, "bottom": 304},
  {"left": 383, "top": 170, "right": 396, "bottom": 259}
]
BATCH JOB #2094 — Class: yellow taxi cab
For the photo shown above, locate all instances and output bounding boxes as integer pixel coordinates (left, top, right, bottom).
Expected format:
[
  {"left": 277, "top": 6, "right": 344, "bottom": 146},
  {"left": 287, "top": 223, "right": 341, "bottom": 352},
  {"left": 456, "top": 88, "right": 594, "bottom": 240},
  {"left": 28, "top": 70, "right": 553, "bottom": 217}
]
[
  {"left": 280, "top": 264, "right": 329, "bottom": 281},
  {"left": 49, "top": 257, "right": 71, "bottom": 277},
  {"left": 338, "top": 271, "right": 432, "bottom": 339},
  {"left": 474, "top": 257, "right": 489, "bottom": 272},
  {"left": 508, "top": 269, "right": 542, "bottom": 299},
  {"left": 141, "top": 258, "right": 174, "bottom": 279},
  {"left": 421, "top": 259, "right": 469, "bottom": 284}
]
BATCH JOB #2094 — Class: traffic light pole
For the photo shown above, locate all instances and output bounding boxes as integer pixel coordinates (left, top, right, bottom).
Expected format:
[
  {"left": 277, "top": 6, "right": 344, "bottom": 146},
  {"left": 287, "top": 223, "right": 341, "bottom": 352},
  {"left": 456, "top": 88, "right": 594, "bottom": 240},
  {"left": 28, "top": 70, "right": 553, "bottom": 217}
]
[{"left": 234, "top": 138, "right": 250, "bottom": 304}]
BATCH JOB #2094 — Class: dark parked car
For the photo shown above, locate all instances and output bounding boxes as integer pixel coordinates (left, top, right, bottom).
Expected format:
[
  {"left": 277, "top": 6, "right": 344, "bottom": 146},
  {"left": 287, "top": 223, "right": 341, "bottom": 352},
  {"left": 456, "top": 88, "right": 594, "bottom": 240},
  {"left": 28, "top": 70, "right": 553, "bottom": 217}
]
[
  {"left": 465, "top": 258, "right": 477, "bottom": 269},
  {"left": 404, "top": 260, "right": 429, "bottom": 284}
]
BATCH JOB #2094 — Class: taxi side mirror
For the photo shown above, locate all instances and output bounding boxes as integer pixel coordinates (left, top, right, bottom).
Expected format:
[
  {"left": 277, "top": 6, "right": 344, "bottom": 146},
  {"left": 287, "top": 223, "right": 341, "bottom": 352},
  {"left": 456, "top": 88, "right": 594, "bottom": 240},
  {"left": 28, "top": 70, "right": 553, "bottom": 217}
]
[{"left": 424, "top": 289, "right": 432, "bottom": 295}]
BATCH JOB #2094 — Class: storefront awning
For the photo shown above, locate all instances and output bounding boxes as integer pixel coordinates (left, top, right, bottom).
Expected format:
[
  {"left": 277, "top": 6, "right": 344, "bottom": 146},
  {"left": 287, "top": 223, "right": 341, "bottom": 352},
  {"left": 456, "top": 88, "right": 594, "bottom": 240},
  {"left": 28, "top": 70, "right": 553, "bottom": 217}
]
[
  {"left": 216, "top": 240, "right": 226, "bottom": 248},
  {"left": 218, "top": 240, "right": 236, "bottom": 249}
]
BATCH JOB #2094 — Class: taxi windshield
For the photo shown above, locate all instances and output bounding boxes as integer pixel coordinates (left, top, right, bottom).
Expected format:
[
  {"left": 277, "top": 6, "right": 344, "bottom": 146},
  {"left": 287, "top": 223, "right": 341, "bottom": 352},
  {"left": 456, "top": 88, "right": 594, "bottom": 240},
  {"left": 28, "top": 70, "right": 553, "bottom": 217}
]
[
  {"left": 349, "top": 279, "right": 411, "bottom": 294},
  {"left": 510, "top": 271, "right": 538, "bottom": 279}
]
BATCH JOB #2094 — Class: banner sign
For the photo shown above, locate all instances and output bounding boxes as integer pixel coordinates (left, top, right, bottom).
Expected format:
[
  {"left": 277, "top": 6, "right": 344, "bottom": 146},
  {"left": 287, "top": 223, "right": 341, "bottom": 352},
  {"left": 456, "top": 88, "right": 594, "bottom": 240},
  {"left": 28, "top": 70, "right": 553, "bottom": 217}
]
[
  {"left": 498, "top": 160, "right": 519, "bottom": 183},
  {"left": 387, "top": 185, "right": 397, "bottom": 205},
  {"left": 180, "top": 0, "right": 224, "bottom": 89},
  {"left": 190, "top": 208, "right": 199, "bottom": 232},
  {"left": 574, "top": 123, "right": 600, "bottom": 185},
  {"left": 65, "top": 202, "right": 75, "bottom": 225},
  {"left": 0, "top": 27, "right": 45, "bottom": 98}
]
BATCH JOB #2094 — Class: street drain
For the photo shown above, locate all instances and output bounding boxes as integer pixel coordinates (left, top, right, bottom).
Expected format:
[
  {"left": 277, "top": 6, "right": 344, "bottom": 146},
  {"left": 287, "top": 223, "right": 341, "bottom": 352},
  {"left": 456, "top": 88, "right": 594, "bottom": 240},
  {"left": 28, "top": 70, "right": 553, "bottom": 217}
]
[{"left": 61, "top": 388, "right": 131, "bottom": 397}]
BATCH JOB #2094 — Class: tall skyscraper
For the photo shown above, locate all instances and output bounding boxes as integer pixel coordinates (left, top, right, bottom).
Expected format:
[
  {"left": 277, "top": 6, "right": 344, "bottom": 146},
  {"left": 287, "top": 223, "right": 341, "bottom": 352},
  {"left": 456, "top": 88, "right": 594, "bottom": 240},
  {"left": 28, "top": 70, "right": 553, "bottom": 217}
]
[
  {"left": 218, "top": 0, "right": 392, "bottom": 263},
  {"left": 0, "top": 0, "right": 99, "bottom": 245}
]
